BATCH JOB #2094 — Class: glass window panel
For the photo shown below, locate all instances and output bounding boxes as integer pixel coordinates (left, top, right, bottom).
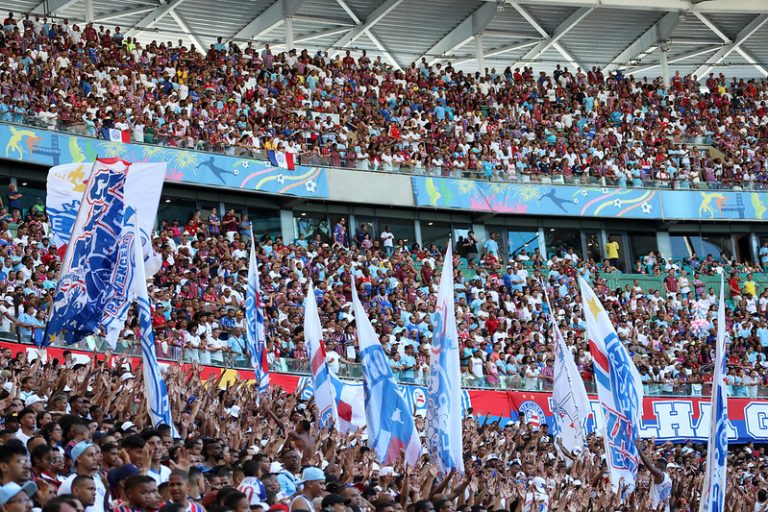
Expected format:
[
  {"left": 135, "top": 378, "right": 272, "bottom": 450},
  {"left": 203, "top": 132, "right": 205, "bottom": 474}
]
[
  {"left": 294, "top": 212, "right": 330, "bottom": 243},
  {"left": 420, "top": 220, "right": 451, "bottom": 252},
  {"left": 507, "top": 231, "right": 539, "bottom": 260},
  {"left": 545, "top": 228, "right": 581, "bottom": 259}
]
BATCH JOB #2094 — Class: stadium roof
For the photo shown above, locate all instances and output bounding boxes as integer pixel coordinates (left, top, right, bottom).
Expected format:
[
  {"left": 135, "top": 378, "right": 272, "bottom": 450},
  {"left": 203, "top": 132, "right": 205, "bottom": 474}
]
[{"left": 8, "top": 0, "right": 768, "bottom": 79}]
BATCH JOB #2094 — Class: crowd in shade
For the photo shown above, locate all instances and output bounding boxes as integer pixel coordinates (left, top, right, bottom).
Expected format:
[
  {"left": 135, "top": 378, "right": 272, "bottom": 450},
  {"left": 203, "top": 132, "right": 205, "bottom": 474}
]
[
  {"left": 0, "top": 343, "right": 762, "bottom": 512},
  {"left": 1, "top": 13, "right": 768, "bottom": 188}
]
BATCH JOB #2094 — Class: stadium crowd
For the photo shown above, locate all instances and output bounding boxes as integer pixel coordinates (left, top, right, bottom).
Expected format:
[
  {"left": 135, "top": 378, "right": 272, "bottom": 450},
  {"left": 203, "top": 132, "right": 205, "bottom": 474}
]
[{"left": 1, "top": 13, "right": 768, "bottom": 188}]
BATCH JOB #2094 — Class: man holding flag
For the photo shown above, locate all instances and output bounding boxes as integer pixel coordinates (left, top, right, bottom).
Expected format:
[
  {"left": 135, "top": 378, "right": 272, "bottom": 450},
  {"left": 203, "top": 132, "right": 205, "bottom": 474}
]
[
  {"left": 698, "top": 275, "right": 728, "bottom": 512},
  {"left": 303, "top": 281, "right": 338, "bottom": 429},
  {"left": 245, "top": 230, "right": 269, "bottom": 398},
  {"left": 579, "top": 277, "right": 644, "bottom": 492},
  {"left": 425, "top": 244, "right": 464, "bottom": 475},
  {"left": 351, "top": 276, "right": 420, "bottom": 466}
]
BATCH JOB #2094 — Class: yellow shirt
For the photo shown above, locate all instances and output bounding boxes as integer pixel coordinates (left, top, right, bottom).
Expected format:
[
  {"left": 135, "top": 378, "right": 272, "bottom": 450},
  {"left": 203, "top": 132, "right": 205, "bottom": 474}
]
[
  {"left": 745, "top": 280, "right": 756, "bottom": 297},
  {"left": 606, "top": 241, "right": 620, "bottom": 260}
]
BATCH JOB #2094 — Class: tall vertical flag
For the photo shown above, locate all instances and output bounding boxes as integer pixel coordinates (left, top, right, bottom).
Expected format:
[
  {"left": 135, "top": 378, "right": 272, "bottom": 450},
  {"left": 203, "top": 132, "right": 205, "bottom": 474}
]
[
  {"left": 545, "top": 283, "right": 590, "bottom": 458},
  {"left": 303, "top": 281, "right": 339, "bottom": 429},
  {"left": 351, "top": 277, "right": 421, "bottom": 466},
  {"left": 579, "top": 277, "right": 644, "bottom": 492},
  {"left": 699, "top": 275, "right": 728, "bottom": 512},
  {"left": 245, "top": 230, "right": 270, "bottom": 398},
  {"left": 43, "top": 159, "right": 129, "bottom": 345},
  {"left": 425, "top": 243, "right": 464, "bottom": 474},
  {"left": 128, "top": 207, "right": 178, "bottom": 437}
]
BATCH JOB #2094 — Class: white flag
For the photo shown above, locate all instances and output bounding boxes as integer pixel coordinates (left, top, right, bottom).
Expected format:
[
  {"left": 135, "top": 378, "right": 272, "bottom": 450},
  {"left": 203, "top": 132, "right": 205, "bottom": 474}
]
[
  {"left": 551, "top": 317, "right": 590, "bottom": 457},
  {"left": 304, "top": 281, "right": 339, "bottom": 429},
  {"left": 699, "top": 275, "right": 728, "bottom": 512},
  {"left": 425, "top": 243, "right": 464, "bottom": 474}
]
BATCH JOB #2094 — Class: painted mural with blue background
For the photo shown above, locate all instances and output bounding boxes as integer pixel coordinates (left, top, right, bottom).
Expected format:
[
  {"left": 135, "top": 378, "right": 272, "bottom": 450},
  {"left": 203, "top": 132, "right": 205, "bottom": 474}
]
[
  {"left": 0, "top": 123, "right": 328, "bottom": 198},
  {"left": 413, "top": 176, "right": 768, "bottom": 222}
]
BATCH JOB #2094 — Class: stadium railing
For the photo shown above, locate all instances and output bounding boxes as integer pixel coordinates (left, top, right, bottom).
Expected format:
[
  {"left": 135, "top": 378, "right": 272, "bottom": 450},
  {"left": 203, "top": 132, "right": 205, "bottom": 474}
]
[
  {"left": 3, "top": 329, "right": 763, "bottom": 399},
  {"left": 5, "top": 117, "right": 764, "bottom": 191}
]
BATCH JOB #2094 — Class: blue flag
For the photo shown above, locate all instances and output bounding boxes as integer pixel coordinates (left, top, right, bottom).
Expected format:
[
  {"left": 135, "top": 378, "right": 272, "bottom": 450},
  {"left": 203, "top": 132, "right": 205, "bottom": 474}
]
[
  {"left": 245, "top": 230, "right": 270, "bottom": 397},
  {"left": 43, "top": 159, "right": 128, "bottom": 346},
  {"left": 425, "top": 243, "right": 464, "bottom": 474},
  {"left": 699, "top": 276, "right": 728, "bottom": 512},
  {"left": 351, "top": 277, "right": 421, "bottom": 465}
]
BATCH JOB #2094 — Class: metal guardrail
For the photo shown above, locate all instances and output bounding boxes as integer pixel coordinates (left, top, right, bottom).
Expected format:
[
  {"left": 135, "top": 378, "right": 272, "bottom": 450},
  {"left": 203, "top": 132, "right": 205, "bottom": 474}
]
[
  {"left": 5, "top": 117, "right": 764, "bottom": 192},
  {"left": 5, "top": 331, "right": 764, "bottom": 398}
]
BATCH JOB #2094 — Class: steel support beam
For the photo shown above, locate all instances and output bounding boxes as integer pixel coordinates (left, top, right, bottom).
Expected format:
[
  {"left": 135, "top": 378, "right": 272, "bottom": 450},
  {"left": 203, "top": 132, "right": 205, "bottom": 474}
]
[
  {"left": 231, "top": 0, "right": 308, "bottom": 42},
  {"left": 693, "top": 12, "right": 768, "bottom": 78},
  {"left": 169, "top": 10, "right": 204, "bottom": 51},
  {"left": 626, "top": 45, "right": 720, "bottom": 75},
  {"left": 125, "top": 0, "right": 192, "bottom": 38},
  {"left": 692, "top": 14, "right": 768, "bottom": 78},
  {"left": 484, "top": 0, "right": 768, "bottom": 13},
  {"left": 327, "top": 0, "right": 403, "bottom": 50},
  {"left": 96, "top": 6, "right": 157, "bottom": 23},
  {"left": 511, "top": 4, "right": 592, "bottom": 70},
  {"left": 422, "top": 2, "right": 500, "bottom": 62},
  {"left": 31, "top": 0, "right": 80, "bottom": 15},
  {"left": 604, "top": 11, "right": 680, "bottom": 71}
]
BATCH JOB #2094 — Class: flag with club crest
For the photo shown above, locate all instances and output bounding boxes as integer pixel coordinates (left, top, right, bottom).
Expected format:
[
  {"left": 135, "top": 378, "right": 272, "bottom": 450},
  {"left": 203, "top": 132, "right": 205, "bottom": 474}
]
[
  {"left": 425, "top": 243, "right": 464, "bottom": 474},
  {"left": 351, "top": 277, "right": 420, "bottom": 466},
  {"left": 246, "top": 230, "right": 269, "bottom": 398},
  {"left": 43, "top": 158, "right": 129, "bottom": 346},
  {"left": 579, "top": 277, "right": 644, "bottom": 492},
  {"left": 699, "top": 275, "right": 728, "bottom": 512},
  {"left": 304, "top": 281, "right": 339, "bottom": 429}
]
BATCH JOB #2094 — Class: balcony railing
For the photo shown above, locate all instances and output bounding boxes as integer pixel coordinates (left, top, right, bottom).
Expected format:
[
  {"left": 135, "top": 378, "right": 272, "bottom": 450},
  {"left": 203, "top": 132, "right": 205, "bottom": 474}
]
[
  {"left": 4, "top": 117, "right": 764, "bottom": 192},
  {"left": 6, "top": 330, "right": 763, "bottom": 399}
]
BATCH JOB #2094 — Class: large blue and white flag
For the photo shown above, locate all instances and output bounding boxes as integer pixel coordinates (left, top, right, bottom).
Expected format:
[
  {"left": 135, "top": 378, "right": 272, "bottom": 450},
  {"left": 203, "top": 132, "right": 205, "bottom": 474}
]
[
  {"left": 129, "top": 207, "right": 178, "bottom": 437},
  {"left": 43, "top": 159, "right": 129, "bottom": 346},
  {"left": 304, "top": 281, "right": 338, "bottom": 429},
  {"left": 45, "top": 159, "right": 166, "bottom": 347},
  {"left": 699, "top": 276, "right": 728, "bottom": 512},
  {"left": 579, "top": 277, "right": 644, "bottom": 492},
  {"left": 425, "top": 243, "right": 464, "bottom": 475},
  {"left": 46, "top": 161, "right": 165, "bottom": 270},
  {"left": 351, "top": 277, "right": 421, "bottom": 466},
  {"left": 245, "top": 231, "right": 269, "bottom": 398}
]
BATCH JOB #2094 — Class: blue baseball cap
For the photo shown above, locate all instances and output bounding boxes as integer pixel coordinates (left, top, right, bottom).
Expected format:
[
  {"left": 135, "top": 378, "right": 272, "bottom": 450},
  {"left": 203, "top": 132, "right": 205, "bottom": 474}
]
[
  {"left": 298, "top": 467, "right": 325, "bottom": 485},
  {"left": 70, "top": 441, "right": 93, "bottom": 462},
  {"left": 0, "top": 482, "right": 37, "bottom": 506}
]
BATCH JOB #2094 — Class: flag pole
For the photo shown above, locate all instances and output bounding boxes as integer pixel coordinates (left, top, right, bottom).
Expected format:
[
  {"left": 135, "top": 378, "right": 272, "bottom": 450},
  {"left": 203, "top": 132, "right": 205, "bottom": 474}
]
[{"left": 42, "top": 157, "right": 100, "bottom": 346}]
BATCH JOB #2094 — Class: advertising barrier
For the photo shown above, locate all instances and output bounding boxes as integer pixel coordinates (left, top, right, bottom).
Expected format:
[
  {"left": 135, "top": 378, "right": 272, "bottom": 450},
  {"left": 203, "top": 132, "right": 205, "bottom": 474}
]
[
  {"left": 412, "top": 176, "right": 768, "bottom": 221},
  {"left": 9, "top": 342, "right": 766, "bottom": 443},
  {"left": 0, "top": 123, "right": 328, "bottom": 199}
]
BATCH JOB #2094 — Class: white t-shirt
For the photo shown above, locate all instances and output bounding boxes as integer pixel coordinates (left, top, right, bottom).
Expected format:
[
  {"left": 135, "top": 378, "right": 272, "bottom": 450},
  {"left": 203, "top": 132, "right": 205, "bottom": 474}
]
[
  {"left": 380, "top": 231, "right": 394, "bottom": 248},
  {"left": 58, "top": 473, "right": 107, "bottom": 512},
  {"left": 147, "top": 464, "right": 171, "bottom": 484},
  {"left": 650, "top": 473, "right": 672, "bottom": 512}
]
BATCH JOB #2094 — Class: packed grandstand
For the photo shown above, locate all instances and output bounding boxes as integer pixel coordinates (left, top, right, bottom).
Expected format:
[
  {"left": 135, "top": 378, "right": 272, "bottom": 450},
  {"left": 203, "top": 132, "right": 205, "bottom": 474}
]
[{"left": 0, "top": 2, "right": 766, "bottom": 512}]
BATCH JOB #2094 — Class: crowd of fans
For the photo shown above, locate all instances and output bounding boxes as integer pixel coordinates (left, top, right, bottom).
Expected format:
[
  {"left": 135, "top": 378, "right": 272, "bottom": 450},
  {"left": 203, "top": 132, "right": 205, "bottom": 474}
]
[
  {"left": 0, "top": 346, "right": 765, "bottom": 512},
  {"left": 0, "top": 176, "right": 764, "bottom": 399},
  {"left": 1, "top": 13, "right": 768, "bottom": 188}
]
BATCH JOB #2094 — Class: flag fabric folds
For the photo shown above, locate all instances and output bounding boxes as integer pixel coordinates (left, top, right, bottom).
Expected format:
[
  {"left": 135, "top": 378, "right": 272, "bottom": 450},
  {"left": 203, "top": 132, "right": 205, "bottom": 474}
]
[
  {"left": 425, "top": 243, "right": 464, "bottom": 475},
  {"left": 47, "top": 161, "right": 166, "bottom": 348},
  {"left": 128, "top": 207, "right": 178, "bottom": 437},
  {"left": 43, "top": 158, "right": 129, "bottom": 346},
  {"left": 351, "top": 277, "right": 421, "bottom": 466},
  {"left": 245, "top": 231, "right": 270, "bottom": 397},
  {"left": 303, "top": 281, "right": 338, "bottom": 429},
  {"left": 551, "top": 310, "right": 591, "bottom": 457},
  {"left": 267, "top": 150, "right": 295, "bottom": 170},
  {"left": 699, "top": 275, "right": 728, "bottom": 512},
  {"left": 579, "top": 277, "right": 644, "bottom": 491},
  {"left": 330, "top": 374, "right": 366, "bottom": 433}
]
